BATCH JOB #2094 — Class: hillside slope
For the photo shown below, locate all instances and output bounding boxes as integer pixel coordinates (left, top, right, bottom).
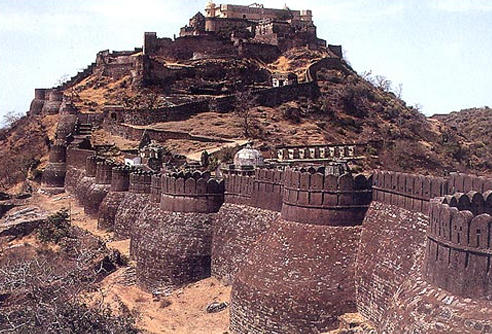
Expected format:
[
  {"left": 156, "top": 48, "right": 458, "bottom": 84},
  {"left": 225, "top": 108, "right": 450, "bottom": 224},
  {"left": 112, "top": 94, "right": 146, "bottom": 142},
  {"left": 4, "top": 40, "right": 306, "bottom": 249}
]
[{"left": 432, "top": 107, "right": 492, "bottom": 172}]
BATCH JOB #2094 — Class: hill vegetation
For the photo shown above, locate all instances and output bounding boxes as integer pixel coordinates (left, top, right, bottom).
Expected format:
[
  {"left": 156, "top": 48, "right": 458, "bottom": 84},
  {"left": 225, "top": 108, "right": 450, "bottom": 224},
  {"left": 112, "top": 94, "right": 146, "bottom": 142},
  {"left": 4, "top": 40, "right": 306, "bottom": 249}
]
[{"left": 432, "top": 107, "right": 492, "bottom": 172}]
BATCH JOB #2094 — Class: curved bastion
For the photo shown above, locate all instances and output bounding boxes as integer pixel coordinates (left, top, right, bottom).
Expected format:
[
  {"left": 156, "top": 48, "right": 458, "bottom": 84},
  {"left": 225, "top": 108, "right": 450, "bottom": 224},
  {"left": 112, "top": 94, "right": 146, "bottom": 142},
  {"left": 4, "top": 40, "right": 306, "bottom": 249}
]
[
  {"left": 357, "top": 170, "right": 492, "bottom": 334},
  {"left": 41, "top": 140, "right": 67, "bottom": 194},
  {"left": 113, "top": 171, "right": 153, "bottom": 240},
  {"left": 230, "top": 167, "right": 372, "bottom": 334},
  {"left": 83, "top": 160, "right": 116, "bottom": 216},
  {"left": 41, "top": 89, "right": 64, "bottom": 115},
  {"left": 212, "top": 167, "right": 282, "bottom": 284},
  {"left": 135, "top": 171, "right": 224, "bottom": 292},
  {"left": 97, "top": 165, "right": 133, "bottom": 231}
]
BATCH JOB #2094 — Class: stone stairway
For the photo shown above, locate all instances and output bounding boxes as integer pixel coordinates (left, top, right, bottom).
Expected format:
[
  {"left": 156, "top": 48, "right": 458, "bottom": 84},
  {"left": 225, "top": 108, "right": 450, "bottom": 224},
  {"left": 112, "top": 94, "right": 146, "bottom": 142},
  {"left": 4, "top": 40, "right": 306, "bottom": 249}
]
[{"left": 72, "top": 123, "right": 93, "bottom": 145}]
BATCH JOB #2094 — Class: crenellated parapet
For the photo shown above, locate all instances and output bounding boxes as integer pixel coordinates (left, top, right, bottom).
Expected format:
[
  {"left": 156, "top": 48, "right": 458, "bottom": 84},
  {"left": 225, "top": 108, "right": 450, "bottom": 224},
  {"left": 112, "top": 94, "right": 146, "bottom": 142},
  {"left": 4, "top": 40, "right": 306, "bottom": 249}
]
[
  {"left": 447, "top": 173, "right": 492, "bottom": 194},
  {"left": 110, "top": 165, "right": 133, "bottom": 192},
  {"left": 129, "top": 171, "right": 153, "bottom": 194},
  {"left": 372, "top": 170, "right": 448, "bottom": 214},
  {"left": 281, "top": 167, "right": 372, "bottom": 226},
  {"left": 95, "top": 160, "right": 116, "bottom": 185},
  {"left": 425, "top": 195, "right": 492, "bottom": 300},
  {"left": 251, "top": 168, "right": 284, "bottom": 211},
  {"left": 150, "top": 174, "right": 162, "bottom": 203},
  {"left": 224, "top": 173, "right": 254, "bottom": 206},
  {"left": 160, "top": 171, "right": 224, "bottom": 213}
]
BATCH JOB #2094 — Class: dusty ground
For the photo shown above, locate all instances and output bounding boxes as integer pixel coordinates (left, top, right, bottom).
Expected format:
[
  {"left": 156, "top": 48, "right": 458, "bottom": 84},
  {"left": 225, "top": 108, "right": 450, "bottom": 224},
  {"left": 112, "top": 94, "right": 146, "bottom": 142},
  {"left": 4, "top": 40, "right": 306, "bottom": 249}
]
[{"left": 9, "top": 190, "right": 232, "bottom": 334}]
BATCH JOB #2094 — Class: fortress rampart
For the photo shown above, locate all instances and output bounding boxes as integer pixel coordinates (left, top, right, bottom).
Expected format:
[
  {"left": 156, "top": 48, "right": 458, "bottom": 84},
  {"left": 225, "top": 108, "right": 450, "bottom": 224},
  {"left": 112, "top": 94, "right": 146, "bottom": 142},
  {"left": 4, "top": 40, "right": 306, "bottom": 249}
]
[
  {"left": 281, "top": 168, "right": 372, "bottom": 225},
  {"left": 160, "top": 171, "right": 224, "bottom": 213},
  {"left": 47, "top": 126, "right": 492, "bottom": 334},
  {"left": 129, "top": 171, "right": 153, "bottom": 194},
  {"left": 110, "top": 166, "right": 133, "bottom": 192},
  {"left": 97, "top": 165, "right": 133, "bottom": 230},
  {"left": 372, "top": 170, "right": 448, "bottom": 213},
  {"left": 41, "top": 89, "right": 64, "bottom": 115},
  {"left": 41, "top": 140, "right": 68, "bottom": 193},
  {"left": 425, "top": 192, "right": 492, "bottom": 300}
]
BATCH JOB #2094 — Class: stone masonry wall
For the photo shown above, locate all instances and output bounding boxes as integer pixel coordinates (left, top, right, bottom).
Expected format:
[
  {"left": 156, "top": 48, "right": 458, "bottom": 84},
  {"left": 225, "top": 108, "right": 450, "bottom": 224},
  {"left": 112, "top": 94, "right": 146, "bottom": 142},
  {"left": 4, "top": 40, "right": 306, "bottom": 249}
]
[
  {"left": 281, "top": 168, "right": 372, "bottom": 225},
  {"left": 425, "top": 193, "right": 492, "bottom": 300},
  {"left": 212, "top": 203, "right": 279, "bottom": 284},
  {"left": 355, "top": 201, "right": 429, "bottom": 327},
  {"left": 230, "top": 219, "right": 361, "bottom": 333},
  {"left": 136, "top": 212, "right": 215, "bottom": 292}
]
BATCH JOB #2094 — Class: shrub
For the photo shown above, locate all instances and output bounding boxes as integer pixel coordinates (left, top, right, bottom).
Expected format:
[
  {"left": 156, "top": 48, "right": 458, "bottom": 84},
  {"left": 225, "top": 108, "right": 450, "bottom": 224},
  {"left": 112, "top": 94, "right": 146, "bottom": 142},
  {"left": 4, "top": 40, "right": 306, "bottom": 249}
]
[{"left": 37, "top": 208, "right": 71, "bottom": 244}]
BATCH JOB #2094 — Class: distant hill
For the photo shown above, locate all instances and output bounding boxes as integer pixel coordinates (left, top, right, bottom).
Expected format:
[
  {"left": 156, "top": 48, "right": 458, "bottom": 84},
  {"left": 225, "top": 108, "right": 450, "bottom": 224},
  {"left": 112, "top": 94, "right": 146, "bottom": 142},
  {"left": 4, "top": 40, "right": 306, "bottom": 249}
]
[{"left": 432, "top": 107, "right": 492, "bottom": 172}]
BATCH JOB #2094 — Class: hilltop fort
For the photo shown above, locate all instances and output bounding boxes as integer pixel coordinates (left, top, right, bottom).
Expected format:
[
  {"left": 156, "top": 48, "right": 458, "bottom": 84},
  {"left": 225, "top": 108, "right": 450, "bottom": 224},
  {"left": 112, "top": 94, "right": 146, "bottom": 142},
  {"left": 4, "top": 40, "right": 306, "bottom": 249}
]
[{"left": 2, "top": 2, "right": 492, "bottom": 334}]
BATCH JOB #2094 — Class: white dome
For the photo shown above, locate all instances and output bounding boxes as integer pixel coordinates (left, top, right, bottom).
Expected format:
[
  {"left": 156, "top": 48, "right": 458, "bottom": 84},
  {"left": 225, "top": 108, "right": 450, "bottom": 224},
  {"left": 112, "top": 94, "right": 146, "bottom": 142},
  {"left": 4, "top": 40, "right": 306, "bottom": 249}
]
[{"left": 234, "top": 144, "right": 264, "bottom": 167}]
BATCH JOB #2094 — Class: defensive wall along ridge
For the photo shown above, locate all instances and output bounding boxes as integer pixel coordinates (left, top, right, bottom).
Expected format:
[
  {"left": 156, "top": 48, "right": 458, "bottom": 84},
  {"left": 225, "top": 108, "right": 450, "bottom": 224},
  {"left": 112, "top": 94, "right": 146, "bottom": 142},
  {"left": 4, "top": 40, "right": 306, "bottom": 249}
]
[
  {"left": 40, "top": 130, "right": 492, "bottom": 333},
  {"left": 357, "top": 170, "right": 492, "bottom": 333},
  {"left": 37, "top": 95, "right": 492, "bottom": 334}
]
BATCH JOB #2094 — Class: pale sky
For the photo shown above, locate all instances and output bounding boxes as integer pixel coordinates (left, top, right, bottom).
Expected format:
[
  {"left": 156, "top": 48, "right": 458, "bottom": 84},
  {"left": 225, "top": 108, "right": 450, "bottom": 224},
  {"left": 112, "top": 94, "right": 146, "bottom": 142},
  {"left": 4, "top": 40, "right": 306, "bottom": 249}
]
[{"left": 1, "top": 0, "right": 491, "bottom": 125}]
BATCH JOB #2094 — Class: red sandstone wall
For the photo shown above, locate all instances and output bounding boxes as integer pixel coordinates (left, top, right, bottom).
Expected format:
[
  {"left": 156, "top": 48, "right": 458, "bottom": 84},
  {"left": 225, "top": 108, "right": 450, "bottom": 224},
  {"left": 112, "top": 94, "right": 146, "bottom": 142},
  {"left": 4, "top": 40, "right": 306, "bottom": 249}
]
[
  {"left": 136, "top": 212, "right": 215, "bottom": 292},
  {"left": 231, "top": 219, "right": 361, "bottom": 333},
  {"left": 212, "top": 203, "right": 279, "bottom": 284},
  {"left": 355, "top": 200, "right": 429, "bottom": 327}
]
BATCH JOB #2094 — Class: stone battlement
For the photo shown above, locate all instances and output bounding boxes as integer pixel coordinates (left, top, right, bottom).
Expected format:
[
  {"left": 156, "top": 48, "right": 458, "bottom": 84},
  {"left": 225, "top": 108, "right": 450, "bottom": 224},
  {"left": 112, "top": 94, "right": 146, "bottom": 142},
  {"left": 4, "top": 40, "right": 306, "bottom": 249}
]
[
  {"left": 160, "top": 171, "right": 224, "bottom": 213},
  {"left": 425, "top": 196, "right": 492, "bottom": 300},
  {"left": 129, "top": 171, "right": 153, "bottom": 194},
  {"left": 372, "top": 170, "right": 448, "bottom": 213},
  {"left": 282, "top": 167, "right": 372, "bottom": 225},
  {"left": 95, "top": 160, "right": 116, "bottom": 185},
  {"left": 110, "top": 165, "right": 134, "bottom": 192}
]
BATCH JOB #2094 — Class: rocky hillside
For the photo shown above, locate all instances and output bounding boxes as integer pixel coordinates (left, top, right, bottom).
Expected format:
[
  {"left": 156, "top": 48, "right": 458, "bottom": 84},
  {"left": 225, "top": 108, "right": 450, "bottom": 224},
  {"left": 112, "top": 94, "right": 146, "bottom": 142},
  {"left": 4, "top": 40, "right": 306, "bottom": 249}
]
[
  {"left": 432, "top": 107, "right": 492, "bottom": 172},
  {"left": 0, "top": 48, "right": 489, "bottom": 193}
]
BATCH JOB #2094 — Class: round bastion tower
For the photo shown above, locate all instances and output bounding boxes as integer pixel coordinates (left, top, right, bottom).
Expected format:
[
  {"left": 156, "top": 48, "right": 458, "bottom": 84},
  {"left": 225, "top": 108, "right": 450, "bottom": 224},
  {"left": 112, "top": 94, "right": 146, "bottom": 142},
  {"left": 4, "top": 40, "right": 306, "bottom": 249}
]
[{"left": 230, "top": 163, "right": 373, "bottom": 334}]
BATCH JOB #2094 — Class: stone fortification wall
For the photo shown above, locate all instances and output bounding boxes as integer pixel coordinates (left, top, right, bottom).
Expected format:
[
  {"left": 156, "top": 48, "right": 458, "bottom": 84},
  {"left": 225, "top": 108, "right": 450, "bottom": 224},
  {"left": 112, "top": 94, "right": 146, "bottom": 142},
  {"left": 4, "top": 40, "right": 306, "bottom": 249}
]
[
  {"left": 56, "top": 114, "right": 78, "bottom": 139},
  {"left": 447, "top": 173, "right": 492, "bottom": 194},
  {"left": 135, "top": 171, "right": 222, "bottom": 292},
  {"left": 251, "top": 168, "right": 284, "bottom": 211},
  {"left": 425, "top": 193, "right": 492, "bottom": 300},
  {"left": 230, "top": 219, "right": 361, "bottom": 333},
  {"left": 29, "top": 89, "right": 48, "bottom": 116},
  {"left": 135, "top": 211, "right": 214, "bottom": 292},
  {"left": 129, "top": 174, "right": 163, "bottom": 257},
  {"left": 41, "top": 90, "right": 63, "bottom": 115},
  {"left": 41, "top": 140, "right": 67, "bottom": 193},
  {"left": 160, "top": 171, "right": 224, "bottom": 213},
  {"left": 66, "top": 147, "right": 95, "bottom": 171},
  {"left": 76, "top": 112, "right": 105, "bottom": 127},
  {"left": 83, "top": 160, "right": 115, "bottom": 216},
  {"left": 355, "top": 201, "right": 429, "bottom": 328},
  {"left": 106, "top": 82, "right": 317, "bottom": 126},
  {"left": 64, "top": 147, "right": 96, "bottom": 200},
  {"left": 212, "top": 203, "right": 279, "bottom": 284},
  {"left": 224, "top": 168, "right": 284, "bottom": 211},
  {"left": 372, "top": 170, "right": 448, "bottom": 214},
  {"left": 98, "top": 166, "right": 133, "bottom": 231},
  {"left": 229, "top": 165, "right": 369, "bottom": 334},
  {"left": 113, "top": 171, "right": 152, "bottom": 240},
  {"left": 214, "top": 168, "right": 282, "bottom": 284},
  {"left": 281, "top": 168, "right": 372, "bottom": 225}
]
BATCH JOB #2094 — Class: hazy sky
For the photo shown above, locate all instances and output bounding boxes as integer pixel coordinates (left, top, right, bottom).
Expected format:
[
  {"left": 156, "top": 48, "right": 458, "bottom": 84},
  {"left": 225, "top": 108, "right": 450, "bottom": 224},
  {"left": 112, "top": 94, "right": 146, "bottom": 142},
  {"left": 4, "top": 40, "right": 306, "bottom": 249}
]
[{"left": 1, "top": 0, "right": 491, "bottom": 124}]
